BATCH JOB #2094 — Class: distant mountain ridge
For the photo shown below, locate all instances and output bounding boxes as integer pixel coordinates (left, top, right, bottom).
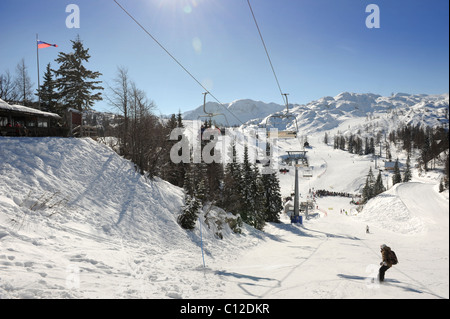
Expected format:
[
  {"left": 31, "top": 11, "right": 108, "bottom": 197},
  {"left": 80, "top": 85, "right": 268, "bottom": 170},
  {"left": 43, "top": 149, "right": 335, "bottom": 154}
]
[
  {"left": 182, "top": 92, "right": 449, "bottom": 134},
  {"left": 182, "top": 99, "right": 285, "bottom": 126}
]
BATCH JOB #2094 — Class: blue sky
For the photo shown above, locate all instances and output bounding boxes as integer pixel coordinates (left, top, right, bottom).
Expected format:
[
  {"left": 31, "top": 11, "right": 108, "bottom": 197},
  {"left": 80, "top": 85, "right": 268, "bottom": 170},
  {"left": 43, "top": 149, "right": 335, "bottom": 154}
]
[{"left": 0, "top": 0, "right": 448, "bottom": 115}]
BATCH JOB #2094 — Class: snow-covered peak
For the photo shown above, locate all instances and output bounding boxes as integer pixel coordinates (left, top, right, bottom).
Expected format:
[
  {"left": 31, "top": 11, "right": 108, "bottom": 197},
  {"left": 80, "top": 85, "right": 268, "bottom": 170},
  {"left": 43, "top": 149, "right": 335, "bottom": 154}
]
[
  {"left": 182, "top": 92, "right": 448, "bottom": 133},
  {"left": 182, "top": 99, "right": 285, "bottom": 126}
]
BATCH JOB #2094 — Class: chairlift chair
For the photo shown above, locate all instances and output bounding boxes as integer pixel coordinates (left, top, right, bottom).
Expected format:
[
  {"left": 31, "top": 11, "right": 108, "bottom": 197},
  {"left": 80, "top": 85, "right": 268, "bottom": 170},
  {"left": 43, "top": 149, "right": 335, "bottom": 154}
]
[
  {"left": 198, "top": 92, "right": 229, "bottom": 135},
  {"left": 265, "top": 93, "right": 298, "bottom": 139},
  {"left": 303, "top": 167, "right": 313, "bottom": 178}
]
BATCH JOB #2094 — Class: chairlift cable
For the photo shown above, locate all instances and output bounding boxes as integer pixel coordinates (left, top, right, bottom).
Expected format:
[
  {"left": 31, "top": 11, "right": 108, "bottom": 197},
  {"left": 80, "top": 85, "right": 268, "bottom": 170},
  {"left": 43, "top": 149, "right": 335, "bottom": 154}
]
[
  {"left": 247, "top": 0, "right": 286, "bottom": 106},
  {"left": 247, "top": 0, "right": 304, "bottom": 150},
  {"left": 113, "top": 0, "right": 244, "bottom": 125}
]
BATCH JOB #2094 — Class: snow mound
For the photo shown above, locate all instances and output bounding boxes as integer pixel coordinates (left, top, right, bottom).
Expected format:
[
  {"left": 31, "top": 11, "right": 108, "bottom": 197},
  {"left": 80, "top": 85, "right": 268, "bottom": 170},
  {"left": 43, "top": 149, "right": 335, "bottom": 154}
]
[
  {"left": 0, "top": 137, "right": 185, "bottom": 244},
  {"left": 0, "top": 137, "right": 259, "bottom": 298},
  {"left": 357, "top": 184, "right": 425, "bottom": 234}
]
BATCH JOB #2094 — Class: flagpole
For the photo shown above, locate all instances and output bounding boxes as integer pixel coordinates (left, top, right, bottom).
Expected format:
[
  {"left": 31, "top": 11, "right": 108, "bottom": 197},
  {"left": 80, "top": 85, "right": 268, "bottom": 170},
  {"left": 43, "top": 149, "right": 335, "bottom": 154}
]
[{"left": 36, "top": 33, "right": 41, "bottom": 110}]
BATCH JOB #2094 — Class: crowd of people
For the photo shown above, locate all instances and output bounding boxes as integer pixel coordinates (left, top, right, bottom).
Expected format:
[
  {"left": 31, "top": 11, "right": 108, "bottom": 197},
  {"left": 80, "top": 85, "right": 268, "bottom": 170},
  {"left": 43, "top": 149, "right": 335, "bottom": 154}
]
[{"left": 313, "top": 189, "right": 359, "bottom": 199}]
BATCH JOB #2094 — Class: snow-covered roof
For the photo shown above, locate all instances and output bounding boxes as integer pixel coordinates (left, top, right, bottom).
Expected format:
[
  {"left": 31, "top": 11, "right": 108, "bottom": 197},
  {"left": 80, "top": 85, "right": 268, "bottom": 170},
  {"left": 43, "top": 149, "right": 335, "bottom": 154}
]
[{"left": 0, "top": 98, "right": 61, "bottom": 119}]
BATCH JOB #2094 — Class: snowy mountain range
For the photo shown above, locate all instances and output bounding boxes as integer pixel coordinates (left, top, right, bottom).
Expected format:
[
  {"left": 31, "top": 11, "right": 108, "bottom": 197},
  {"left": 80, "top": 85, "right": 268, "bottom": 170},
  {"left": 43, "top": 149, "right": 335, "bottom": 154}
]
[
  {"left": 183, "top": 92, "right": 449, "bottom": 135},
  {"left": 182, "top": 99, "right": 285, "bottom": 126}
]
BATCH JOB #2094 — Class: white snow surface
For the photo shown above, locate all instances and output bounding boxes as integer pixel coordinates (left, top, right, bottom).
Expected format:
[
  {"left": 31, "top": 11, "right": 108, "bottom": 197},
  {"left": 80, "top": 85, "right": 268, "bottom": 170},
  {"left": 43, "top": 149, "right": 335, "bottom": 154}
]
[{"left": 0, "top": 113, "right": 449, "bottom": 299}]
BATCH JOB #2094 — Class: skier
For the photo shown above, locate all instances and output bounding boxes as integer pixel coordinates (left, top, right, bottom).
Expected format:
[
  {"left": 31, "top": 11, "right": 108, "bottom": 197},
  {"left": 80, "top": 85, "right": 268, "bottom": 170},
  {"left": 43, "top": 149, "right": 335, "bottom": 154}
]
[
  {"left": 366, "top": 225, "right": 370, "bottom": 234},
  {"left": 378, "top": 244, "right": 397, "bottom": 282}
]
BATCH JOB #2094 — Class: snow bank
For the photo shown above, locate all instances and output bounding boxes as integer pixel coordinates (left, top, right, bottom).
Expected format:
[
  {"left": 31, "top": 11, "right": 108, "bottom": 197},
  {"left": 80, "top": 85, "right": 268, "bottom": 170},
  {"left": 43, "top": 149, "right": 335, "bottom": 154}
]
[
  {"left": 0, "top": 137, "right": 258, "bottom": 298},
  {"left": 357, "top": 184, "right": 425, "bottom": 234},
  {"left": 0, "top": 137, "right": 185, "bottom": 244}
]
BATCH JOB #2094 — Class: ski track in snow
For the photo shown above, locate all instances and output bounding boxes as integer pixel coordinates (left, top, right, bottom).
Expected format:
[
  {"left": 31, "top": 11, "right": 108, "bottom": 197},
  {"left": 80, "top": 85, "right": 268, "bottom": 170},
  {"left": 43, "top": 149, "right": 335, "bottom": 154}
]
[{"left": 0, "top": 114, "right": 449, "bottom": 299}]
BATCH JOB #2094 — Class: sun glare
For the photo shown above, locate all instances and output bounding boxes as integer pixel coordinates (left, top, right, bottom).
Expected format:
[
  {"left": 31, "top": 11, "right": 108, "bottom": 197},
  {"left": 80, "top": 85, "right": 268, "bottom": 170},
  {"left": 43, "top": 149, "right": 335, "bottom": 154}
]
[{"left": 154, "top": 0, "right": 200, "bottom": 14}]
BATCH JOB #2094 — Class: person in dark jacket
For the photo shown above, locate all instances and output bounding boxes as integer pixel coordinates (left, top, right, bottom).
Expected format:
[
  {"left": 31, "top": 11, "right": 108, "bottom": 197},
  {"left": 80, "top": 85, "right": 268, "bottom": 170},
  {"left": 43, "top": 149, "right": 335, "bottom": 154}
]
[{"left": 378, "top": 244, "right": 393, "bottom": 282}]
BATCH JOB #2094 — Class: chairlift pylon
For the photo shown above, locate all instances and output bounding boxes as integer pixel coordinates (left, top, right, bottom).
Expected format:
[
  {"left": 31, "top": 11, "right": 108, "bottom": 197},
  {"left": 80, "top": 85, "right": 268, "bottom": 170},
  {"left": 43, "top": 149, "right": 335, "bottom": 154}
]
[
  {"left": 265, "top": 93, "right": 298, "bottom": 138},
  {"left": 198, "top": 92, "right": 229, "bottom": 135}
]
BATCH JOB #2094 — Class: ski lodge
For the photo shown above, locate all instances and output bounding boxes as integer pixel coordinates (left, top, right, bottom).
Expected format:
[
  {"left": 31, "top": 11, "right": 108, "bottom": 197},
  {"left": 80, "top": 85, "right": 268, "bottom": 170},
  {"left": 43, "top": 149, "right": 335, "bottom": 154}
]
[{"left": 0, "top": 98, "right": 97, "bottom": 138}]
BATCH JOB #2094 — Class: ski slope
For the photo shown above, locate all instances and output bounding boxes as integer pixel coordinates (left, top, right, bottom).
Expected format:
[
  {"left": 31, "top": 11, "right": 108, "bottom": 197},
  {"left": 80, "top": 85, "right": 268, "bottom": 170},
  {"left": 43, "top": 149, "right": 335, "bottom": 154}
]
[
  {"left": 0, "top": 127, "right": 448, "bottom": 299},
  {"left": 213, "top": 135, "right": 449, "bottom": 299}
]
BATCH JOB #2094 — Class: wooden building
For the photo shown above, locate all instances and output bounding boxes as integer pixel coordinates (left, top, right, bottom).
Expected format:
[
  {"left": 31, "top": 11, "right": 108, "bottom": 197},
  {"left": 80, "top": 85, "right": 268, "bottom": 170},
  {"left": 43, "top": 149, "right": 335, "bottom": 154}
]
[{"left": 0, "top": 98, "right": 67, "bottom": 137}]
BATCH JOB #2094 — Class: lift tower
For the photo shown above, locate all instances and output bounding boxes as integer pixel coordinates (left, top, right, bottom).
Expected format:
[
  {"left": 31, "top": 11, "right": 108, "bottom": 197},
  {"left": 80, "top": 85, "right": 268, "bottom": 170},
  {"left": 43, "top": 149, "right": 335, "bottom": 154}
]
[{"left": 286, "top": 150, "right": 308, "bottom": 222}]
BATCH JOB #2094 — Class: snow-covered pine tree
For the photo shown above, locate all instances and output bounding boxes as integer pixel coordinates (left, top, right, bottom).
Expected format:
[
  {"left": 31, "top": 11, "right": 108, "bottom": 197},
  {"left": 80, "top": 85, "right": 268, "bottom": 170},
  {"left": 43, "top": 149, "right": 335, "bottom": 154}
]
[
  {"left": 54, "top": 35, "right": 103, "bottom": 111},
  {"left": 178, "top": 193, "right": 201, "bottom": 231},
  {"left": 179, "top": 162, "right": 207, "bottom": 230}
]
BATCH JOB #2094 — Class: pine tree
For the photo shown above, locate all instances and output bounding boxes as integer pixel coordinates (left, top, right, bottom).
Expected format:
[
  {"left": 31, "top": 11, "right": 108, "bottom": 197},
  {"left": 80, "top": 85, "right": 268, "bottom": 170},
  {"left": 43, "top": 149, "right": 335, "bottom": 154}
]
[
  {"left": 340, "top": 135, "right": 346, "bottom": 150},
  {"left": 163, "top": 113, "right": 186, "bottom": 187},
  {"left": 222, "top": 141, "right": 242, "bottom": 214},
  {"left": 177, "top": 110, "right": 184, "bottom": 128},
  {"left": 365, "top": 137, "right": 370, "bottom": 155},
  {"left": 392, "top": 158, "right": 402, "bottom": 185},
  {"left": 38, "top": 63, "right": 61, "bottom": 114},
  {"left": 205, "top": 161, "right": 224, "bottom": 203},
  {"left": 54, "top": 35, "right": 103, "bottom": 111},
  {"left": 369, "top": 137, "right": 375, "bottom": 154},
  {"left": 420, "top": 134, "right": 431, "bottom": 171},
  {"left": 240, "top": 145, "right": 253, "bottom": 223},
  {"left": 261, "top": 172, "right": 282, "bottom": 223},
  {"left": 403, "top": 153, "right": 412, "bottom": 183},
  {"left": 237, "top": 146, "right": 267, "bottom": 230},
  {"left": 249, "top": 164, "right": 266, "bottom": 230},
  {"left": 178, "top": 193, "right": 201, "bottom": 230},
  {"left": 373, "top": 170, "right": 385, "bottom": 196},
  {"left": 333, "top": 135, "right": 338, "bottom": 149},
  {"left": 348, "top": 134, "right": 354, "bottom": 154},
  {"left": 166, "top": 114, "right": 178, "bottom": 131},
  {"left": 183, "top": 164, "right": 196, "bottom": 198},
  {"left": 362, "top": 167, "right": 375, "bottom": 203}
]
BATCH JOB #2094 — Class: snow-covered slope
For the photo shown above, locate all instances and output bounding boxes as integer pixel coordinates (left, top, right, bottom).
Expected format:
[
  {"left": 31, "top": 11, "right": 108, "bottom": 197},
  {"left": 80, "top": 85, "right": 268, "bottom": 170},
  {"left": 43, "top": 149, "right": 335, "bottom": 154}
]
[
  {"left": 0, "top": 137, "right": 256, "bottom": 298},
  {"left": 215, "top": 129, "right": 449, "bottom": 299}
]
